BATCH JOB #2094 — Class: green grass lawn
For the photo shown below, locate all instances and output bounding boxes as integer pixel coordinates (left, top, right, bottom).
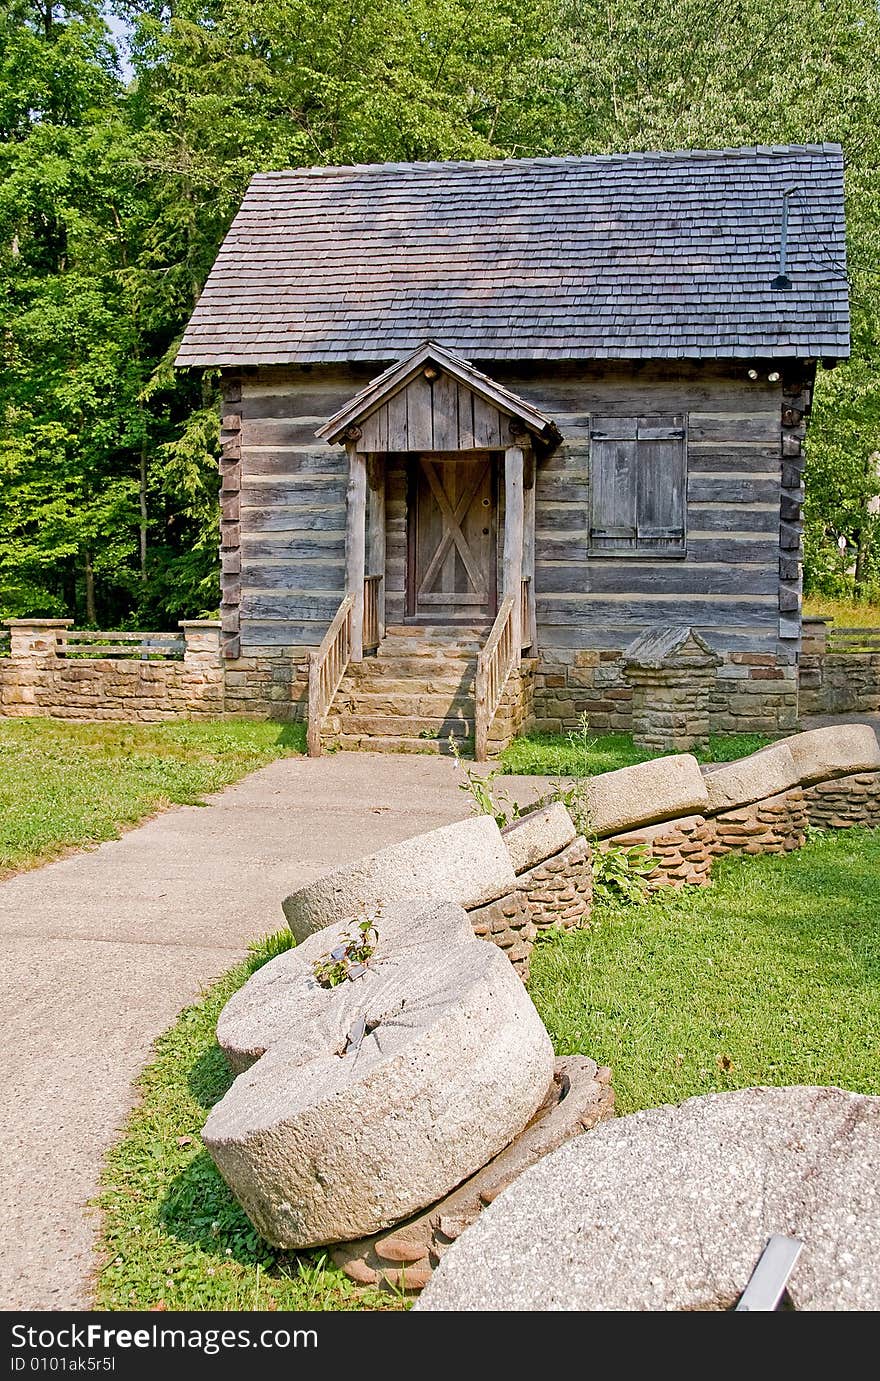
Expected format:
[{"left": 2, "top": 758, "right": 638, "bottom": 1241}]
[
  {"left": 803, "top": 594, "right": 880, "bottom": 627},
  {"left": 96, "top": 827, "right": 880, "bottom": 1311},
  {"left": 0, "top": 718, "right": 305, "bottom": 878},
  {"left": 532, "top": 828, "right": 880, "bottom": 1113},
  {"left": 499, "top": 729, "right": 774, "bottom": 777}
]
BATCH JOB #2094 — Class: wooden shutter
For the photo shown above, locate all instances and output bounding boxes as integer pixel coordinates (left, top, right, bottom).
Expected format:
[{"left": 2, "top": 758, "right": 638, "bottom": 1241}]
[
  {"left": 637, "top": 415, "right": 686, "bottom": 552},
  {"left": 589, "top": 418, "right": 638, "bottom": 551}
]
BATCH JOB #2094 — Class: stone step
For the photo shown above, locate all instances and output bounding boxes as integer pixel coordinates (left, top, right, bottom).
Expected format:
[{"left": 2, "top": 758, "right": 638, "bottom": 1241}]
[
  {"left": 334, "top": 691, "right": 475, "bottom": 717},
  {"left": 384, "top": 624, "right": 490, "bottom": 639},
  {"left": 345, "top": 659, "right": 477, "bottom": 683},
  {"left": 375, "top": 642, "right": 482, "bottom": 661},
  {"left": 327, "top": 714, "right": 475, "bottom": 739},
  {"left": 326, "top": 733, "right": 473, "bottom": 756}
]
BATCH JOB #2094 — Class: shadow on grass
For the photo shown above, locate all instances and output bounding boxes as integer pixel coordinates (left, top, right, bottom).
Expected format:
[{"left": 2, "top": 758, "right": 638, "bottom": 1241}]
[
  {"left": 274, "top": 722, "right": 307, "bottom": 750},
  {"left": 186, "top": 1042, "right": 235, "bottom": 1111}
]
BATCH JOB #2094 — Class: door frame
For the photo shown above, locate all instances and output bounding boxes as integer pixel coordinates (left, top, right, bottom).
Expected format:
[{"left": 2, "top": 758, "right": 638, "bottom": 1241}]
[{"left": 405, "top": 452, "right": 499, "bottom": 624}]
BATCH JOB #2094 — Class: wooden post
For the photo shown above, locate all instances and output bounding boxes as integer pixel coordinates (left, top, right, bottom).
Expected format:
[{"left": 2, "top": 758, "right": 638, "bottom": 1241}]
[
  {"left": 367, "top": 454, "right": 386, "bottom": 642},
  {"left": 346, "top": 442, "right": 367, "bottom": 661},
  {"left": 503, "top": 445, "right": 524, "bottom": 655},
  {"left": 523, "top": 455, "right": 537, "bottom": 653}
]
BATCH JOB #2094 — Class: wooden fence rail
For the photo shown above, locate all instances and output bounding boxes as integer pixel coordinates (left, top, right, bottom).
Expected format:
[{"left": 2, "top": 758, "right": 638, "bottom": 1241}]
[
  {"left": 62, "top": 630, "right": 185, "bottom": 660},
  {"left": 475, "top": 596, "right": 518, "bottom": 762},
  {"left": 307, "top": 595, "right": 354, "bottom": 758},
  {"left": 827, "top": 626, "right": 880, "bottom": 653}
]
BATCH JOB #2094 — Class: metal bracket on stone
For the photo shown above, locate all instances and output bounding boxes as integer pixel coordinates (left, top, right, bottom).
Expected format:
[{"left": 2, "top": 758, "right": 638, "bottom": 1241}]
[{"left": 735, "top": 1235, "right": 803, "bottom": 1311}]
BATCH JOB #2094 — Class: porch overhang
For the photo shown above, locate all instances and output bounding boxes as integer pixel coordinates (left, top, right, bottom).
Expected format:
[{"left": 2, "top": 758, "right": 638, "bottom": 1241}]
[{"left": 316, "top": 341, "right": 562, "bottom": 451}]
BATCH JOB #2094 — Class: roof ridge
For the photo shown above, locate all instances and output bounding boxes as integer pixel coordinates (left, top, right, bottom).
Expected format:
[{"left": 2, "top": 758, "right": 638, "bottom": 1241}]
[{"left": 249, "top": 144, "right": 843, "bottom": 181}]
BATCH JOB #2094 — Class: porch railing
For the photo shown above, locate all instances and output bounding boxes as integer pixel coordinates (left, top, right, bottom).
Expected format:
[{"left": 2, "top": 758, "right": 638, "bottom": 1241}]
[
  {"left": 307, "top": 595, "right": 354, "bottom": 758},
  {"left": 363, "top": 573, "right": 384, "bottom": 655},
  {"left": 475, "top": 597, "right": 518, "bottom": 762},
  {"left": 520, "top": 576, "right": 533, "bottom": 652}
]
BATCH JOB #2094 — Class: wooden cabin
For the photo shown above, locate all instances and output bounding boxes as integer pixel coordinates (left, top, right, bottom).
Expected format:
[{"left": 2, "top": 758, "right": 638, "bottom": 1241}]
[{"left": 176, "top": 146, "right": 849, "bottom": 755}]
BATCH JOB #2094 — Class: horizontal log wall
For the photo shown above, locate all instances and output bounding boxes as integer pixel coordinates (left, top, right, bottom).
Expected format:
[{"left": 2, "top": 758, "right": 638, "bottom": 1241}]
[
  {"left": 485, "top": 361, "right": 802, "bottom": 736},
  {"left": 488, "top": 360, "right": 790, "bottom": 657},
  {"left": 228, "top": 361, "right": 804, "bottom": 732},
  {"left": 234, "top": 366, "right": 374, "bottom": 655}
]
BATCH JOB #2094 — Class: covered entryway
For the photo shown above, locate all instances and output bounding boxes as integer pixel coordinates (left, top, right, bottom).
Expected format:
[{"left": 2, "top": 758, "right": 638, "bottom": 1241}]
[
  {"left": 311, "top": 341, "right": 561, "bottom": 758},
  {"left": 407, "top": 455, "right": 497, "bottom": 624}
]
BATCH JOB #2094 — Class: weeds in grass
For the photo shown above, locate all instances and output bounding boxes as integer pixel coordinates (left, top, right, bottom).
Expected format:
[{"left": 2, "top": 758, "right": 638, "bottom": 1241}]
[{"left": 591, "top": 843, "right": 655, "bottom": 906}]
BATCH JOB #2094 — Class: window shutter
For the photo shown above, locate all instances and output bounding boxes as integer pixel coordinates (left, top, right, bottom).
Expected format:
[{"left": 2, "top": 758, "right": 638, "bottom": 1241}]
[
  {"left": 637, "top": 415, "right": 686, "bottom": 550},
  {"left": 590, "top": 418, "right": 638, "bottom": 551}
]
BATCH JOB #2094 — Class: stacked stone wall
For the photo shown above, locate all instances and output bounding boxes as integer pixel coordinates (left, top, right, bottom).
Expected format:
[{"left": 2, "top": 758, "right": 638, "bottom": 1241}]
[
  {"left": 531, "top": 647, "right": 799, "bottom": 739},
  {"left": 0, "top": 621, "right": 224, "bottom": 722},
  {"left": 804, "top": 771, "right": 880, "bottom": 829}
]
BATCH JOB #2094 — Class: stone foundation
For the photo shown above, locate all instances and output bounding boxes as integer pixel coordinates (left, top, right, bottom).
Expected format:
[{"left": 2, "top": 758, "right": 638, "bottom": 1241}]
[
  {"left": 709, "top": 786, "right": 807, "bottom": 857},
  {"left": 466, "top": 889, "right": 537, "bottom": 981},
  {"left": 222, "top": 645, "right": 309, "bottom": 720},
  {"left": 516, "top": 835, "right": 593, "bottom": 931},
  {"left": 710, "top": 652, "right": 799, "bottom": 735},
  {"left": 602, "top": 815, "right": 714, "bottom": 891},
  {"left": 803, "top": 771, "right": 880, "bottom": 829},
  {"left": 531, "top": 648, "right": 631, "bottom": 734},
  {"left": 531, "top": 646, "right": 799, "bottom": 738},
  {"left": 486, "top": 658, "right": 537, "bottom": 755}
]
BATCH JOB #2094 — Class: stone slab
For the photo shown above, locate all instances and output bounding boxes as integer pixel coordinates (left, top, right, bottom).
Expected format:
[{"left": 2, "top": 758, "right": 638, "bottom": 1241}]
[
  {"left": 282, "top": 815, "right": 516, "bottom": 942},
  {"left": 417, "top": 1085, "right": 880, "bottom": 1312},
  {"left": 204, "top": 900, "right": 554, "bottom": 1247},
  {"left": 702, "top": 739, "right": 799, "bottom": 813},
  {"left": 781, "top": 723, "right": 880, "bottom": 787},
  {"left": 501, "top": 802, "right": 577, "bottom": 875},
  {"left": 582, "top": 753, "right": 709, "bottom": 838},
  {"left": 331, "top": 1056, "right": 614, "bottom": 1290}
]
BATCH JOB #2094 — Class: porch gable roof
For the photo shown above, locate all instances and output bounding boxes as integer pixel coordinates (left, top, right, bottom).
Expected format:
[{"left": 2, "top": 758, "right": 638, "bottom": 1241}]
[{"left": 316, "top": 341, "right": 562, "bottom": 449}]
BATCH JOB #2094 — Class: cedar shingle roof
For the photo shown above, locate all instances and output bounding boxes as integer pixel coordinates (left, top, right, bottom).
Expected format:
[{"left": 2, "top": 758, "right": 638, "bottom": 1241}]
[{"left": 176, "top": 146, "right": 850, "bottom": 367}]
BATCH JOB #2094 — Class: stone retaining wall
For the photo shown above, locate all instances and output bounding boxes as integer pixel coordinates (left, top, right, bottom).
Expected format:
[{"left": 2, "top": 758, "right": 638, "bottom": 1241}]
[
  {"left": 531, "top": 646, "right": 798, "bottom": 738},
  {"left": 0, "top": 620, "right": 224, "bottom": 722},
  {"left": 710, "top": 786, "right": 807, "bottom": 858},
  {"left": 602, "top": 815, "right": 714, "bottom": 891},
  {"left": 516, "top": 835, "right": 593, "bottom": 930},
  {"left": 803, "top": 771, "right": 880, "bottom": 829}
]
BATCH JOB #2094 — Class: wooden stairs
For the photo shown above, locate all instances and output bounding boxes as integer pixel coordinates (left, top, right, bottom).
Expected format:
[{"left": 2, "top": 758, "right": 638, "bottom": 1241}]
[{"left": 321, "top": 625, "right": 488, "bottom": 753}]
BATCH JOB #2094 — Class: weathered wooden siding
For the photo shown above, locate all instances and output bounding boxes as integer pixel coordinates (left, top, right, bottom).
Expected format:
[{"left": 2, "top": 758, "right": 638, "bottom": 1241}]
[
  {"left": 236, "top": 367, "right": 371, "bottom": 650},
  {"left": 488, "top": 362, "right": 787, "bottom": 657},
  {"left": 234, "top": 361, "right": 796, "bottom": 660}
]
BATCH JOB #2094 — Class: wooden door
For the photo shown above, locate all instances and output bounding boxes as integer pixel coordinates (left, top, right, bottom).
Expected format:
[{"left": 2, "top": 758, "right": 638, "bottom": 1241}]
[{"left": 407, "top": 456, "right": 497, "bottom": 622}]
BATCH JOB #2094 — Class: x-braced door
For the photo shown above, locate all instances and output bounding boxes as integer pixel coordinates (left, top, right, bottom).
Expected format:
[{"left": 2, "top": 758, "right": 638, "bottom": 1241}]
[{"left": 407, "top": 456, "right": 497, "bottom": 623}]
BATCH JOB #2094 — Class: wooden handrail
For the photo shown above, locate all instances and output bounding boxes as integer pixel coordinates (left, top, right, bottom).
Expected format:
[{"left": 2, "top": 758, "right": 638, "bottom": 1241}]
[
  {"left": 475, "top": 597, "right": 518, "bottom": 762},
  {"left": 307, "top": 595, "right": 354, "bottom": 758}
]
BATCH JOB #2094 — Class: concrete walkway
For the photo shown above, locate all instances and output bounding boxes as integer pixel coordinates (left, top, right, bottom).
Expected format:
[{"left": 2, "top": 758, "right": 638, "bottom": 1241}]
[{"left": 0, "top": 753, "right": 552, "bottom": 1312}]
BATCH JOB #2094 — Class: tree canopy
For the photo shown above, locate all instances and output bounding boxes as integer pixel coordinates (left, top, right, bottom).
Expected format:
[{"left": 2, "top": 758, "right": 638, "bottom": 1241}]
[{"left": 1, "top": 0, "right": 879, "bottom": 626}]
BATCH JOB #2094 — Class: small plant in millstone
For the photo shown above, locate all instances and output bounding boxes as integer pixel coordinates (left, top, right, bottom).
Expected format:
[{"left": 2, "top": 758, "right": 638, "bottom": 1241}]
[{"left": 312, "top": 917, "right": 379, "bottom": 988}]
